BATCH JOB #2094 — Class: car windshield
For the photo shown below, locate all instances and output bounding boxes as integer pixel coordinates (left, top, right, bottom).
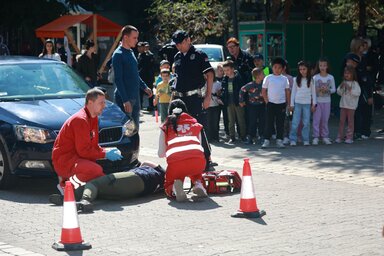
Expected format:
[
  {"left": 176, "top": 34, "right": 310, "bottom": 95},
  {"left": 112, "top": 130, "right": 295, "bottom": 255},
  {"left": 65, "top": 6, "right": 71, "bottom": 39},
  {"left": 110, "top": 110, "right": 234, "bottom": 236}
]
[
  {"left": 197, "top": 47, "right": 223, "bottom": 62},
  {"left": 0, "top": 62, "right": 89, "bottom": 100}
]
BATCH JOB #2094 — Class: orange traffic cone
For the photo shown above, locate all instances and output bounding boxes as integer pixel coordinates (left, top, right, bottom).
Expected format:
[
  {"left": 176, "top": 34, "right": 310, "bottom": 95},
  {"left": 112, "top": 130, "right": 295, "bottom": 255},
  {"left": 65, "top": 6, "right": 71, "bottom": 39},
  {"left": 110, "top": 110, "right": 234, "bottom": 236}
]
[
  {"left": 52, "top": 181, "right": 91, "bottom": 251},
  {"left": 231, "top": 158, "right": 266, "bottom": 218}
]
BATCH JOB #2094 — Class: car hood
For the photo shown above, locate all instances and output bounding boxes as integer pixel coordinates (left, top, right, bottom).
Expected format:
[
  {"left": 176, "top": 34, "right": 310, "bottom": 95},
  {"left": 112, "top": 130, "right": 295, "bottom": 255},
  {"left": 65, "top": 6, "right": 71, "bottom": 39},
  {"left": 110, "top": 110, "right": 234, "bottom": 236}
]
[{"left": 0, "top": 97, "right": 127, "bottom": 130}]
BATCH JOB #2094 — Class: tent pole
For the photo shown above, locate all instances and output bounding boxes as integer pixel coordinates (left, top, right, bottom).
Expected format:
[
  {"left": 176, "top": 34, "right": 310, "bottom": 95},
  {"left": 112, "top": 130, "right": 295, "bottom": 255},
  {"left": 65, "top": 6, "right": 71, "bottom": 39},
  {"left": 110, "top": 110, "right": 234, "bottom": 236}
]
[
  {"left": 93, "top": 14, "right": 98, "bottom": 51},
  {"left": 64, "top": 30, "right": 81, "bottom": 54},
  {"left": 98, "top": 30, "right": 122, "bottom": 74}
]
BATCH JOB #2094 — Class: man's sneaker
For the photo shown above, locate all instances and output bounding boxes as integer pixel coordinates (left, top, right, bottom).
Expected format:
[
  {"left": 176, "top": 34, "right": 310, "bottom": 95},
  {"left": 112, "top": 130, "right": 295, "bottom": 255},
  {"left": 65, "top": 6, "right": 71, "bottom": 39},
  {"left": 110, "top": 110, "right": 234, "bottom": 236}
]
[
  {"left": 345, "top": 139, "right": 354, "bottom": 144},
  {"left": 322, "top": 138, "right": 332, "bottom": 145},
  {"left": 77, "top": 199, "right": 93, "bottom": 213},
  {"left": 261, "top": 139, "right": 270, "bottom": 148},
  {"left": 209, "top": 161, "right": 218, "bottom": 167},
  {"left": 227, "top": 137, "right": 236, "bottom": 144},
  {"left": 335, "top": 138, "right": 342, "bottom": 143},
  {"left": 49, "top": 194, "right": 63, "bottom": 206},
  {"left": 361, "top": 135, "right": 369, "bottom": 140},
  {"left": 173, "top": 180, "right": 187, "bottom": 202},
  {"left": 244, "top": 136, "right": 253, "bottom": 145},
  {"left": 283, "top": 137, "right": 290, "bottom": 145},
  {"left": 276, "top": 139, "right": 285, "bottom": 148},
  {"left": 193, "top": 181, "right": 208, "bottom": 198},
  {"left": 290, "top": 141, "right": 297, "bottom": 146},
  {"left": 303, "top": 141, "right": 310, "bottom": 146},
  {"left": 312, "top": 138, "right": 319, "bottom": 145}
]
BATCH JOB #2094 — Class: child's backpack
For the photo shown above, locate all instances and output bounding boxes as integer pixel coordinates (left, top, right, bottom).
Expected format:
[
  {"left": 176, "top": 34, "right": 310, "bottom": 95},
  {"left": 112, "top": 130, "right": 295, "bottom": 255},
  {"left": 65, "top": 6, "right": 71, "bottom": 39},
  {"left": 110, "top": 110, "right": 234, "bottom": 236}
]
[{"left": 202, "top": 170, "right": 242, "bottom": 194}]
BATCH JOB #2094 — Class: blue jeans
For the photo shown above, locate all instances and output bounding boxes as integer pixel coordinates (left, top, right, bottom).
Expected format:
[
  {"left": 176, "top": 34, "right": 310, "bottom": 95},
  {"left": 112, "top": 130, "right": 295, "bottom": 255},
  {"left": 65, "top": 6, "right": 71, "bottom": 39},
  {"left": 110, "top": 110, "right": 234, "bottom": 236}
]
[{"left": 289, "top": 103, "right": 311, "bottom": 142}]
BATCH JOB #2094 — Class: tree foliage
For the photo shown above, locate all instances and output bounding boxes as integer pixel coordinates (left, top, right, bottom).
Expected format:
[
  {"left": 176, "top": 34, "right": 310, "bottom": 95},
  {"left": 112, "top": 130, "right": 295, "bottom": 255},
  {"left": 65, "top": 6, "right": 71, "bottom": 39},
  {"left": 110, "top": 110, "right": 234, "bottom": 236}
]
[
  {"left": 147, "top": 0, "right": 231, "bottom": 44},
  {"left": 328, "top": 0, "right": 384, "bottom": 31}
]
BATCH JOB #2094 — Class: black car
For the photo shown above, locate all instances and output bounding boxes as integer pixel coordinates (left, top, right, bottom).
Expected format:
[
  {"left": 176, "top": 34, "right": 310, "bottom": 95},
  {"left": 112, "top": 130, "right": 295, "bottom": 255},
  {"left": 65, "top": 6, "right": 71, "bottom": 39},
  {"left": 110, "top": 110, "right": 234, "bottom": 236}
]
[{"left": 0, "top": 56, "right": 140, "bottom": 189}]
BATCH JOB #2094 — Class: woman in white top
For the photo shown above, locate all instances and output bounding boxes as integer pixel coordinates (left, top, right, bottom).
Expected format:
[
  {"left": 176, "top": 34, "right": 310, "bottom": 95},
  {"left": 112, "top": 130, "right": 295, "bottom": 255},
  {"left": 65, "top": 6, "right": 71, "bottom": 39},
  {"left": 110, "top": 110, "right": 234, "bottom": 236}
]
[
  {"left": 289, "top": 61, "right": 317, "bottom": 146},
  {"left": 38, "top": 39, "right": 61, "bottom": 61}
]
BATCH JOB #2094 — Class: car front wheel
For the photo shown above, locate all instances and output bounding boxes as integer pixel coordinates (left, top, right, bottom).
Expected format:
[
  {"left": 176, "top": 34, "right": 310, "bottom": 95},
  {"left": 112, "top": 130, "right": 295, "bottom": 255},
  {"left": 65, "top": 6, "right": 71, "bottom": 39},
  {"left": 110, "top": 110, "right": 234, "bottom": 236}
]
[{"left": 0, "top": 142, "right": 17, "bottom": 189}]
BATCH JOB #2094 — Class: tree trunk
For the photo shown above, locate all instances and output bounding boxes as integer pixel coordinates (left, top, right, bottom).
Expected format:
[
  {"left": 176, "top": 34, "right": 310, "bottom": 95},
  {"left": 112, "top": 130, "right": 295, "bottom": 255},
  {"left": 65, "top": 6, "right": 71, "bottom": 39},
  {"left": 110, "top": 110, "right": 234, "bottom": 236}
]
[
  {"left": 358, "top": 0, "right": 366, "bottom": 36},
  {"left": 271, "top": 0, "right": 281, "bottom": 21},
  {"left": 283, "top": 0, "right": 292, "bottom": 21}
]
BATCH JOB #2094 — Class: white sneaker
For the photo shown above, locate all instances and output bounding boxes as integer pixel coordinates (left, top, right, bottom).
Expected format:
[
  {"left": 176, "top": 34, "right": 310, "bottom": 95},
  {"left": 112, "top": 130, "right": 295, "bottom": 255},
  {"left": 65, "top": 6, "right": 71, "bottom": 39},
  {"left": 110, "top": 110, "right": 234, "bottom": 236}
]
[
  {"left": 276, "top": 139, "right": 285, "bottom": 148},
  {"left": 261, "top": 139, "right": 270, "bottom": 148},
  {"left": 193, "top": 181, "right": 208, "bottom": 198},
  {"left": 303, "top": 141, "right": 310, "bottom": 146},
  {"left": 345, "top": 139, "right": 354, "bottom": 144},
  {"left": 173, "top": 180, "right": 187, "bottom": 202},
  {"left": 335, "top": 138, "right": 342, "bottom": 143},
  {"left": 361, "top": 135, "right": 369, "bottom": 140},
  {"left": 283, "top": 137, "right": 290, "bottom": 145},
  {"left": 312, "top": 138, "right": 319, "bottom": 145},
  {"left": 322, "top": 138, "right": 332, "bottom": 145},
  {"left": 290, "top": 141, "right": 296, "bottom": 146}
]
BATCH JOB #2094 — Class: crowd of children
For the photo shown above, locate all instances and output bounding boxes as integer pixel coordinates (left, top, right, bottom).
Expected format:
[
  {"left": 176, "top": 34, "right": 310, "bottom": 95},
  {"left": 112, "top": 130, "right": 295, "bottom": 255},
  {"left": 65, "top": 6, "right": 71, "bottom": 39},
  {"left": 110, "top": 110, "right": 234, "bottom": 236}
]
[
  {"left": 208, "top": 49, "right": 372, "bottom": 147},
  {"left": 152, "top": 37, "right": 376, "bottom": 149}
]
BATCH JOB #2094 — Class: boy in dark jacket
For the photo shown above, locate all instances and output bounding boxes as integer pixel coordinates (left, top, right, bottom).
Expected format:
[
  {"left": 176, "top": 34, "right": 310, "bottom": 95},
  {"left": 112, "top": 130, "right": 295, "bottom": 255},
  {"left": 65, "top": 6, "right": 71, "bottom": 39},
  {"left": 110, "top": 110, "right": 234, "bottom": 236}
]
[
  {"left": 221, "top": 60, "right": 246, "bottom": 143},
  {"left": 239, "top": 67, "right": 266, "bottom": 144}
]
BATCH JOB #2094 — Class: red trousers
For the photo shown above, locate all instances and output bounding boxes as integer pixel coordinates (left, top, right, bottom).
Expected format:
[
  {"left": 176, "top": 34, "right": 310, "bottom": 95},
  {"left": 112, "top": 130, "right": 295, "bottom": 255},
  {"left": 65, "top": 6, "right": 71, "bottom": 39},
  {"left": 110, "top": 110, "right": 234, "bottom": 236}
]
[
  {"left": 59, "top": 158, "right": 104, "bottom": 188},
  {"left": 164, "top": 157, "right": 205, "bottom": 197}
]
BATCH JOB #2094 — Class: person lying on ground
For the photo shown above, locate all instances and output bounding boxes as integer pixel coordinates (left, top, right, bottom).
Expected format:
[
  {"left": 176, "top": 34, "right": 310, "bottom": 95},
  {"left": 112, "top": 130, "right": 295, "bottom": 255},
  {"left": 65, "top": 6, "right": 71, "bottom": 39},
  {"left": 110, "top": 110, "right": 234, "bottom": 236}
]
[{"left": 49, "top": 161, "right": 165, "bottom": 212}]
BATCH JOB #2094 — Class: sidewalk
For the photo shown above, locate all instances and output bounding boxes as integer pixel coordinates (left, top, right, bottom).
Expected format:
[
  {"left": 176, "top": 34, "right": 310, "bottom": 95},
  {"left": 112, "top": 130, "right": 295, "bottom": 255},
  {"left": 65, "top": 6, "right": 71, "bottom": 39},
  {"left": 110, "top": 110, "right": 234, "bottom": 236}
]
[{"left": 0, "top": 108, "right": 382, "bottom": 256}]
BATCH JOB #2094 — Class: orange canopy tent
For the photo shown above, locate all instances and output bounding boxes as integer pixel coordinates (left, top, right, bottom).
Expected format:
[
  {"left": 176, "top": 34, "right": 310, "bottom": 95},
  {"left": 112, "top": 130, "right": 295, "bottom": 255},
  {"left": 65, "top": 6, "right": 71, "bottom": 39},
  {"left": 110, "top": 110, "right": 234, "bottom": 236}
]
[
  {"left": 35, "top": 14, "right": 123, "bottom": 73},
  {"left": 35, "top": 14, "right": 122, "bottom": 39}
]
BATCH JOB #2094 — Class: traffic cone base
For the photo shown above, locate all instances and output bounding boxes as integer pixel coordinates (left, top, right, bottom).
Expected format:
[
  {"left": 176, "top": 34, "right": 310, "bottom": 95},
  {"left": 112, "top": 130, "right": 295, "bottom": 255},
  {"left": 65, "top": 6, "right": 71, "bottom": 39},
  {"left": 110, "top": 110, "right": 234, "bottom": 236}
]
[
  {"left": 231, "top": 209, "right": 266, "bottom": 218},
  {"left": 52, "top": 241, "right": 91, "bottom": 251}
]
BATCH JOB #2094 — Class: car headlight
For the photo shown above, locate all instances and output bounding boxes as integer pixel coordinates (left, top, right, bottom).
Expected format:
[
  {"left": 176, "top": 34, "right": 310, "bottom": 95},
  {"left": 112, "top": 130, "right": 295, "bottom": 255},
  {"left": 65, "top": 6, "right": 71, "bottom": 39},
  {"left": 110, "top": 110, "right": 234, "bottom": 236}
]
[
  {"left": 14, "top": 125, "right": 56, "bottom": 144},
  {"left": 122, "top": 119, "right": 137, "bottom": 137}
]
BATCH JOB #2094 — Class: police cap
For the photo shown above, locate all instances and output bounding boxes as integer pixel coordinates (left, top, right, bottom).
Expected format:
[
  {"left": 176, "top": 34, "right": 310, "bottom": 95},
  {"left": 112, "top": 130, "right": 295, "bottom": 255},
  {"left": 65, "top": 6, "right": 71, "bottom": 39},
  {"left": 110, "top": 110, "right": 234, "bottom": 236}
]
[{"left": 172, "top": 30, "right": 189, "bottom": 45}]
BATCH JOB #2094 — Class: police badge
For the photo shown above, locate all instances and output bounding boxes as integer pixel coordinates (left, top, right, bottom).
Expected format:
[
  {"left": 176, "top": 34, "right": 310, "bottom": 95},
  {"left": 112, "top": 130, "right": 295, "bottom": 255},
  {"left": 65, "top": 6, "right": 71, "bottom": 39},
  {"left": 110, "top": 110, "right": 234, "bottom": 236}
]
[{"left": 190, "top": 54, "right": 195, "bottom": 60}]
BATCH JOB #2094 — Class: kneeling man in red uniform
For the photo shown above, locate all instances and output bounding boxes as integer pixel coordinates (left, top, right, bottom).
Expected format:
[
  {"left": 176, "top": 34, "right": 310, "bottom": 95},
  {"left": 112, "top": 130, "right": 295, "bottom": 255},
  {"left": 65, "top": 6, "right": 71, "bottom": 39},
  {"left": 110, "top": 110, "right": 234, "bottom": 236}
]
[
  {"left": 158, "top": 99, "right": 208, "bottom": 201},
  {"left": 52, "top": 88, "right": 122, "bottom": 191}
]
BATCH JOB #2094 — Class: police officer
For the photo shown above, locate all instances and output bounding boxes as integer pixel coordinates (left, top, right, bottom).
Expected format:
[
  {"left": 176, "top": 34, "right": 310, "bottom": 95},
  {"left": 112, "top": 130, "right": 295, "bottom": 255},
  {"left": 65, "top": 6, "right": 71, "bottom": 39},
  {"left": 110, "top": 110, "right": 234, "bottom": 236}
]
[
  {"left": 171, "top": 30, "right": 215, "bottom": 170},
  {"left": 226, "top": 37, "right": 255, "bottom": 83}
]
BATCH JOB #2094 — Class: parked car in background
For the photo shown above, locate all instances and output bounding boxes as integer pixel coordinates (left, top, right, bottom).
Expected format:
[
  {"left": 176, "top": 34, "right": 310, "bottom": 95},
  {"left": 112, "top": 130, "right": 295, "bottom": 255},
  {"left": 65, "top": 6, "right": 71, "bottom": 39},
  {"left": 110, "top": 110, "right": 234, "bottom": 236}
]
[
  {"left": 0, "top": 56, "right": 140, "bottom": 189},
  {"left": 194, "top": 44, "right": 225, "bottom": 70}
]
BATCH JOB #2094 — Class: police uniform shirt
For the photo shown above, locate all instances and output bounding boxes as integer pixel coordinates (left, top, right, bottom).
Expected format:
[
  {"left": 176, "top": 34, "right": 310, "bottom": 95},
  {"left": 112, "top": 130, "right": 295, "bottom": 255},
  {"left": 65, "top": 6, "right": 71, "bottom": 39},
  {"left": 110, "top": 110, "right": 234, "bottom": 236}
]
[{"left": 173, "top": 45, "right": 213, "bottom": 93}]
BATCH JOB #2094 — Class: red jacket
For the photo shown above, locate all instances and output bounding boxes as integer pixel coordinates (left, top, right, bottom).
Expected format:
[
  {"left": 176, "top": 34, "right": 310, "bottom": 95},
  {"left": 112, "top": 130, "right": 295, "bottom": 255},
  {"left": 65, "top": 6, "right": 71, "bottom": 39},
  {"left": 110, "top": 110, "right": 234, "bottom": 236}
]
[
  {"left": 160, "top": 113, "right": 204, "bottom": 163},
  {"left": 52, "top": 107, "right": 106, "bottom": 178}
]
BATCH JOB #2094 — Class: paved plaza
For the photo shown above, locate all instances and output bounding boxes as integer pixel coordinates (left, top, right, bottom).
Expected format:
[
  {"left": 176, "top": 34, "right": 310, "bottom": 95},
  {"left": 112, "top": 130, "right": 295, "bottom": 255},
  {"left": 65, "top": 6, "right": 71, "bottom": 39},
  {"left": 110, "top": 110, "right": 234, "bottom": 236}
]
[{"left": 0, "top": 110, "right": 383, "bottom": 256}]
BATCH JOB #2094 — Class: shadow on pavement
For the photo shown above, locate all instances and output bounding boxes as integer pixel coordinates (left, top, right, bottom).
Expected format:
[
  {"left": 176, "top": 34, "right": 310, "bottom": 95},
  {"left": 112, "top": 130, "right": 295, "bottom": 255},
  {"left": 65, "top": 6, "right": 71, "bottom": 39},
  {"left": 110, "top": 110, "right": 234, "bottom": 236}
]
[
  {"left": 0, "top": 177, "right": 57, "bottom": 203},
  {"left": 168, "top": 197, "right": 221, "bottom": 210},
  {"left": 92, "top": 193, "right": 165, "bottom": 213}
]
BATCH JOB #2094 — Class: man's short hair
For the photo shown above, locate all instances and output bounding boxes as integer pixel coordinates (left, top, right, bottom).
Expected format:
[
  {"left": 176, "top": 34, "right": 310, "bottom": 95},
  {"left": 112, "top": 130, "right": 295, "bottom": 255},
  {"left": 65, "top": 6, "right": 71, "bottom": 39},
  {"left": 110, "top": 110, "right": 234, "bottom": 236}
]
[
  {"left": 226, "top": 37, "right": 239, "bottom": 46},
  {"left": 121, "top": 25, "right": 138, "bottom": 37},
  {"left": 271, "top": 57, "right": 286, "bottom": 68},
  {"left": 85, "top": 88, "right": 105, "bottom": 105},
  {"left": 222, "top": 60, "right": 235, "bottom": 69}
]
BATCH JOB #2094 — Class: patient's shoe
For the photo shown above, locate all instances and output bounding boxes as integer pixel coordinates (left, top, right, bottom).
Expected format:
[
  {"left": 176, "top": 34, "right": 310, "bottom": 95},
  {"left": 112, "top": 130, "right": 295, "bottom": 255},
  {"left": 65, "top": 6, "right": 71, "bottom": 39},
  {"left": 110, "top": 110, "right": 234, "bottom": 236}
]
[
  {"left": 49, "top": 194, "right": 64, "bottom": 206},
  {"left": 77, "top": 199, "right": 93, "bottom": 213}
]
